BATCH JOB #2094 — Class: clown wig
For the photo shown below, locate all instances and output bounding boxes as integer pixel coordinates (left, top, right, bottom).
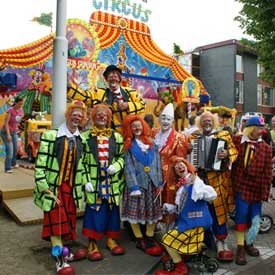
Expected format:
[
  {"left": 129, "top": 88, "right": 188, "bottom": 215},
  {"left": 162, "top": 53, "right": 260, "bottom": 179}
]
[
  {"left": 123, "top": 114, "right": 153, "bottom": 151},
  {"left": 195, "top": 111, "right": 219, "bottom": 131},
  {"left": 168, "top": 156, "right": 196, "bottom": 183},
  {"left": 90, "top": 103, "right": 112, "bottom": 127},
  {"left": 243, "top": 126, "right": 257, "bottom": 139}
]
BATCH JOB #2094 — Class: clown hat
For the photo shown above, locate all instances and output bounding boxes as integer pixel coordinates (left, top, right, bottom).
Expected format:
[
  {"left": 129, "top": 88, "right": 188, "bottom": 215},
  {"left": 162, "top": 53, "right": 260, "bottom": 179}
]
[
  {"left": 245, "top": 116, "right": 264, "bottom": 127},
  {"left": 161, "top": 103, "right": 174, "bottom": 119},
  {"left": 103, "top": 65, "right": 122, "bottom": 79},
  {"left": 67, "top": 100, "right": 86, "bottom": 111}
]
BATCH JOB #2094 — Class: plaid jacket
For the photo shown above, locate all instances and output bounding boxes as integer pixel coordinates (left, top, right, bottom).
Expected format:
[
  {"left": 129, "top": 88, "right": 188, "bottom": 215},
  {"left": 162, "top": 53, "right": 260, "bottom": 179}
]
[
  {"left": 34, "top": 129, "right": 90, "bottom": 212},
  {"left": 82, "top": 130, "right": 125, "bottom": 206},
  {"left": 232, "top": 135, "right": 272, "bottom": 202},
  {"left": 124, "top": 143, "right": 163, "bottom": 191},
  {"left": 189, "top": 130, "right": 238, "bottom": 225},
  {"left": 68, "top": 85, "right": 145, "bottom": 133}
]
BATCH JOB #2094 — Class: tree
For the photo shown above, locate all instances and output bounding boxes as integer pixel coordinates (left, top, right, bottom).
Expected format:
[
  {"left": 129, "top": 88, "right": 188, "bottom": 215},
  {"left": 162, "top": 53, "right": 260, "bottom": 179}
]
[
  {"left": 235, "top": 0, "right": 275, "bottom": 86},
  {"left": 173, "top": 43, "right": 184, "bottom": 56},
  {"left": 32, "top": 12, "right": 53, "bottom": 33}
]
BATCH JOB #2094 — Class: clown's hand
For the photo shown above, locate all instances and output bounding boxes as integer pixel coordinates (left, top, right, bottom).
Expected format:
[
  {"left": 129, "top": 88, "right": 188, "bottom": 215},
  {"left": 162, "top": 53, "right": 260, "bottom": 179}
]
[
  {"left": 107, "top": 165, "right": 116, "bottom": 175},
  {"left": 85, "top": 182, "right": 94, "bottom": 192},
  {"left": 162, "top": 203, "right": 177, "bottom": 214}
]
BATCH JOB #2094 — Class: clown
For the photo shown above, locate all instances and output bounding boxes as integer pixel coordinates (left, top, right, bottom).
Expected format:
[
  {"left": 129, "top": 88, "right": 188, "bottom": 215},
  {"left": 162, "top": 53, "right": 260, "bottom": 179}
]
[
  {"left": 67, "top": 64, "right": 145, "bottom": 134},
  {"left": 82, "top": 103, "right": 125, "bottom": 261},
  {"left": 121, "top": 115, "right": 163, "bottom": 256},
  {"left": 16, "top": 65, "right": 52, "bottom": 116},
  {"left": 154, "top": 103, "right": 189, "bottom": 206},
  {"left": 34, "top": 100, "right": 89, "bottom": 275},
  {"left": 155, "top": 157, "right": 216, "bottom": 275},
  {"left": 232, "top": 116, "right": 272, "bottom": 265},
  {"left": 188, "top": 111, "right": 238, "bottom": 261}
]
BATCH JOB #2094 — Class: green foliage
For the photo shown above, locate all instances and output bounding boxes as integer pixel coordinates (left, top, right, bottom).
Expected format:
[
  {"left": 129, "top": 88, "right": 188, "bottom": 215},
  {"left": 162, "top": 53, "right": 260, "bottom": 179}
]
[
  {"left": 235, "top": 0, "right": 275, "bottom": 86},
  {"left": 173, "top": 43, "right": 184, "bottom": 55},
  {"left": 32, "top": 12, "right": 52, "bottom": 27}
]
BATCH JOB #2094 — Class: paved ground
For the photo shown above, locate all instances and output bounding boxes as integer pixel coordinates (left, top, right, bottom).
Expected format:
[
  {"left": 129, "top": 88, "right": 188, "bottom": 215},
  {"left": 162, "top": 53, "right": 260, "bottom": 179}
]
[{"left": 1, "top": 161, "right": 275, "bottom": 275}]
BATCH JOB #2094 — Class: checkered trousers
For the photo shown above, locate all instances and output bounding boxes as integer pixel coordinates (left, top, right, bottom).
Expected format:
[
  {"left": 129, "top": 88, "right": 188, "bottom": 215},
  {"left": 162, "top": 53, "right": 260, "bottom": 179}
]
[{"left": 161, "top": 226, "right": 204, "bottom": 255}]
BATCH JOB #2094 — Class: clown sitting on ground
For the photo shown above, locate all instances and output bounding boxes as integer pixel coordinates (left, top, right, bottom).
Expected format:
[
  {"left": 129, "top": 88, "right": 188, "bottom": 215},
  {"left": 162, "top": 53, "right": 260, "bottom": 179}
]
[{"left": 155, "top": 157, "right": 217, "bottom": 275}]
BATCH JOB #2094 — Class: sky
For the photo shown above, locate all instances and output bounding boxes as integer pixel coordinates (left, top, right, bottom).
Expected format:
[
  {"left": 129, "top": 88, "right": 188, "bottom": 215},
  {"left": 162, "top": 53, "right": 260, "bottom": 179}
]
[{"left": 1, "top": 0, "right": 250, "bottom": 54}]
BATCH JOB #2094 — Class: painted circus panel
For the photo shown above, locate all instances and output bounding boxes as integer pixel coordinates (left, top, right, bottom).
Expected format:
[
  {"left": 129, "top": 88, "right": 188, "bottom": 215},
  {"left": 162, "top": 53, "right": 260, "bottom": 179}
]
[{"left": 0, "top": 11, "right": 209, "bottom": 131}]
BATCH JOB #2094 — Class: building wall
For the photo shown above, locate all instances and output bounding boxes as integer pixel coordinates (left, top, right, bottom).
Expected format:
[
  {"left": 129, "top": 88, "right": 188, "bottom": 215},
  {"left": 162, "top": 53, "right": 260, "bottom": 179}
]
[
  {"left": 199, "top": 45, "right": 236, "bottom": 107},
  {"left": 243, "top": 53, "right": 257, "bottom": 112}
]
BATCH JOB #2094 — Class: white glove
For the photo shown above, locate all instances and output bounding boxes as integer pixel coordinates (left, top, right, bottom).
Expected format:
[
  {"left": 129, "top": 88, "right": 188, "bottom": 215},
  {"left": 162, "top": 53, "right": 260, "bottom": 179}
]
[
  {"left": 85, "top": 182, "right": 94, "bottom": 192},
  {"left": 130, "top": 190, "right": 142, "bottom": 196},
  {"left": 162, "top": 203, "right": 177, "bottom": 214},
  {"left": 107, "top": 164, "right": 116, "bottom": 175}
]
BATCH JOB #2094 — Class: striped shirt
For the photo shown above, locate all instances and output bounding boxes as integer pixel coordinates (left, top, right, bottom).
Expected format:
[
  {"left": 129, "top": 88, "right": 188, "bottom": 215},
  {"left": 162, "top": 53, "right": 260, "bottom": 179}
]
[{"left": 113, "top": 88, "right": 123, "bottom": 102}]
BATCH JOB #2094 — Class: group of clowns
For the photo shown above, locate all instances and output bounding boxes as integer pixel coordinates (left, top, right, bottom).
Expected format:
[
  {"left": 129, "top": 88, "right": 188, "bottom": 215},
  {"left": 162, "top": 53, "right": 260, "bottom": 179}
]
[{"left": 33, "top": 65, "right": 273, "bottom": 275}]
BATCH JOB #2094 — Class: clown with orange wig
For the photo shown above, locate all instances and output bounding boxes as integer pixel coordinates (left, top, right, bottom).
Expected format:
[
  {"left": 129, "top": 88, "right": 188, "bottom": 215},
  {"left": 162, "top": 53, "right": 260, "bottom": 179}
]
[
  {"left": 81, "top": 103, "right": 125, "bottom": 261},
  {"left": 34, "top": 100, "right": 89, "bottom": 275},
  {"left": 155, "top": 157, "right": 216, "bottom": 275},
  {"left": 121, "top": 114, "right": 163, "bottom": 256}
]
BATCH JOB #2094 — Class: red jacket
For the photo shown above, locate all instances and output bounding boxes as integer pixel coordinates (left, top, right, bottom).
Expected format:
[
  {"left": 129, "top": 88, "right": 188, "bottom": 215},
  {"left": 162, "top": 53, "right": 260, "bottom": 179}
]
[{"left": 232, "top": 135, "right": 272, "bottom": 202}]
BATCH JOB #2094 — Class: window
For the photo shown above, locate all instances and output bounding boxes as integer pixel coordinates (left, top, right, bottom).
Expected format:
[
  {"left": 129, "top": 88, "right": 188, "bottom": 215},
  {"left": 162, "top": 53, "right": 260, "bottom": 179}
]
[
  {"left": 235, "top": 80, "right": 244, "bottom": 103},
  {"left": 262, "top": 86, "right": 274, "bottom": 106},
  {"left": 236, "top": 55, "right": 243, "bottom": 73},
  {"left": 257, "top": 85, "right": 274, "bottom": 106},
  {"left": 178, "top": 54, "right": 192, "bottom": 73}
]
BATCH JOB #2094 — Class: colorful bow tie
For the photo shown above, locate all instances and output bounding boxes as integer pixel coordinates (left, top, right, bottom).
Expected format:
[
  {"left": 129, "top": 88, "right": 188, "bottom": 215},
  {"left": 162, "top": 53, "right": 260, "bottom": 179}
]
[{"left": 90, "top": 126, "right": 112, "bottom": 137}]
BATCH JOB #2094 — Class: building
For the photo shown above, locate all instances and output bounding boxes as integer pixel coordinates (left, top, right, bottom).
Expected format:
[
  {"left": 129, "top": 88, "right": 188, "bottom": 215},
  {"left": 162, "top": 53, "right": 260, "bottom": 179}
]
[{"left": 180, "top": 39, "right": 275, "bottom": 125}]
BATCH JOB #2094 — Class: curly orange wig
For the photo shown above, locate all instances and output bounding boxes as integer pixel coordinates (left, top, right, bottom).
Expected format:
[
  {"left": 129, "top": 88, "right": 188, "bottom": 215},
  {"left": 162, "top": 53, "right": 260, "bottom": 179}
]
[
  {"left": 168, "top": 156, "right": 196, "bottom": 183},
  {"left": 123, "top": 115, "right": 153, "bottom": 151},
  {"left": 90, "top": 103, "right": 112, "bottom": 127}
]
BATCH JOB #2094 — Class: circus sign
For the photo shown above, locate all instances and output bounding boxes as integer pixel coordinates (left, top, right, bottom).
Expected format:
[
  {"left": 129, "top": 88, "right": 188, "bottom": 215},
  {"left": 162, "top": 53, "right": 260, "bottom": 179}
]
[
  {"left": 92, "top": 0, "right": 152, "bottom": 23},
  {"left": 66, "top": 18, "right": 100, "bottom": 70}
]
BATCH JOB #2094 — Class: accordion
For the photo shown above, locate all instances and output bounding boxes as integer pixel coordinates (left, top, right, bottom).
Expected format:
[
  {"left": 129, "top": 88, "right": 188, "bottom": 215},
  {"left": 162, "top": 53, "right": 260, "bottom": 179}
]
[{"left": 190, "top": 136, "right": 227, "bottom": 171}]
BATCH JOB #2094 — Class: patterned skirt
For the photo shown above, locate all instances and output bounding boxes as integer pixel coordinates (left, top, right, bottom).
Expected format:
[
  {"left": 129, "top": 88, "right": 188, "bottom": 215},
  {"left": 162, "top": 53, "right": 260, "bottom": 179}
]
[
  {"left": 161, "top": 226, "right": 204, "bottom": 255},
  {"left": 121, "top": 179, "right": 162, "bottom": 224},
  {"left": 41, "top": 181, "right": 76, "bottom": 241}
]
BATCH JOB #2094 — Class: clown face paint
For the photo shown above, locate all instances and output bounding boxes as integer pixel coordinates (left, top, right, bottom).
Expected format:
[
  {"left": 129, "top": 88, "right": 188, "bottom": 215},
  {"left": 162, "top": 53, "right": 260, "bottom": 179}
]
[
  {"left": 131, "top": 120, "right": 143, "bottom": 138},
  {"left": 68, "top": 108, "right": 83, "bottom": 129},
  {"left": 174, "top": 161, "right": 188, "bottom": 178},
  {"left": 95, "top": 108, "right": 108, "bottom": 129},
  {"left": 160, "top": 114, "right": 173, "bottom": 132},
  {"left": 106, "top": 71, "right": 120, "bottom": 91}
]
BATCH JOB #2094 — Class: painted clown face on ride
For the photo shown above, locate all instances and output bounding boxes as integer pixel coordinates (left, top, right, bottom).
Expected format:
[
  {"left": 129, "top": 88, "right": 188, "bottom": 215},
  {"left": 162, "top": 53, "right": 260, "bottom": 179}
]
[
  {"left": 106, "top": 71, "right": 121, "bottom": 91},
  {"left": 131, "top": 120, "right": 143, "bottom": 138},
  {"left": 174, "top": 161, "right": 188, "bottom": 178},
  {"left": 160, "top": 114, "right": 173, "bottom": 132},
  {"left": 34, "top": 70, "right": 43, "bottom": 84}
]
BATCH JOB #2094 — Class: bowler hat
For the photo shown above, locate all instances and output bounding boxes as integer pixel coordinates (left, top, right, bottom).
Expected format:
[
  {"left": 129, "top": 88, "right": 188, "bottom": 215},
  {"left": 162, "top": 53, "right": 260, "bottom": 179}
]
[
  {"left": 103, "top": 65, "right": 122, "bottom": 78},
  {"left": 245, "top": 116, "right": 264, "bottom": 127}
]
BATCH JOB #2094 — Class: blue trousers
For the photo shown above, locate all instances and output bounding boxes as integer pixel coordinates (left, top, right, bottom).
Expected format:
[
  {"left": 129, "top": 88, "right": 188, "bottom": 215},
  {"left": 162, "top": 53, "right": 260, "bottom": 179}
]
[{"left": 0, "top": 129, "right": 18, "bottom": 171}]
